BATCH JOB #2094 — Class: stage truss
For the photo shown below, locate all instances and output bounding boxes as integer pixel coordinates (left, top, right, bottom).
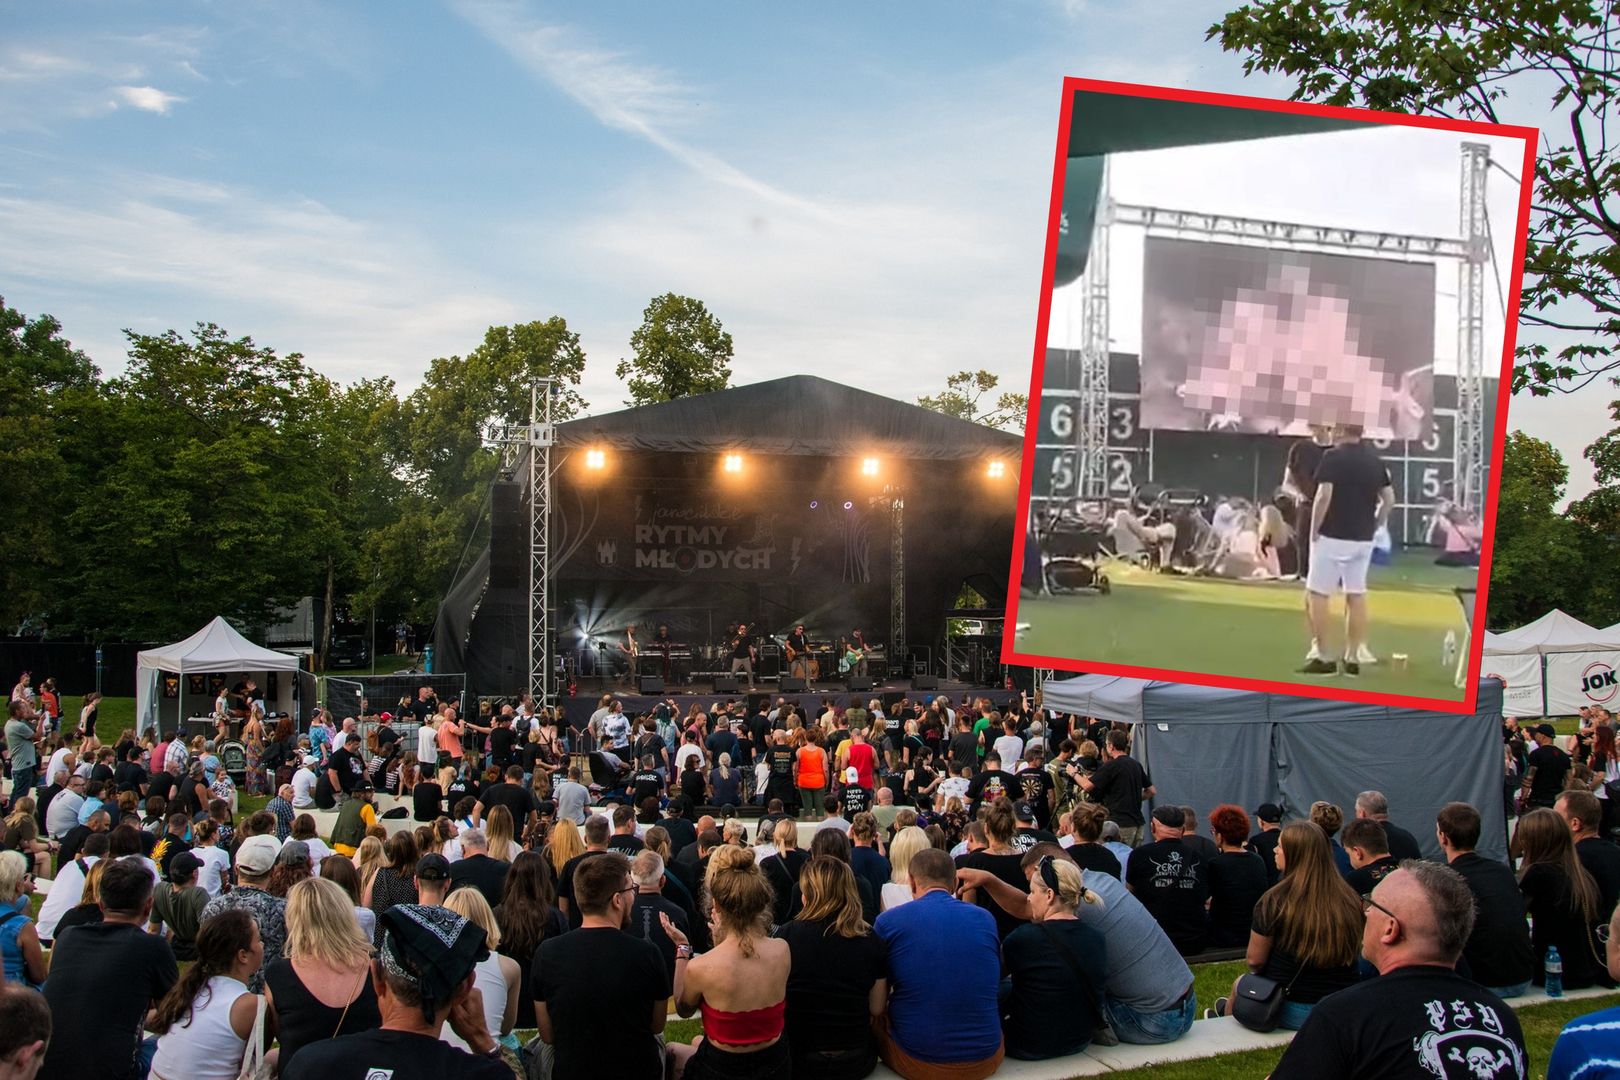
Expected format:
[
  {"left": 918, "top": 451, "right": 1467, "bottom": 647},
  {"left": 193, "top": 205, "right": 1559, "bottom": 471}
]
[
  {"left": 1066, "top": 141, "right": 1494, "bottom": 516},
  {"left": 493, "top": 379, "right": 557, "bottom": 704}
]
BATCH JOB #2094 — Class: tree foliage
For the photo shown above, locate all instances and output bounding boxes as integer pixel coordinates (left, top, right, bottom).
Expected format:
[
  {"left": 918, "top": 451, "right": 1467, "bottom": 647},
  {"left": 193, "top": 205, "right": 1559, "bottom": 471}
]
[
  {"left": 1209, "top": 0, "right": 1620, "bottom": 396},
  {"left": 916, "top": 369, "right": 1029, "bottom": 431},
  {"left": 616, "top": 293, "right": 734, "bottom": 407}
]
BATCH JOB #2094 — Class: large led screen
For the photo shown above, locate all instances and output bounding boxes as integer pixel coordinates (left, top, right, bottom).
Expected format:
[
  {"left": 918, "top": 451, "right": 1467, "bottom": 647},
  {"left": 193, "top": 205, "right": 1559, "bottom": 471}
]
[{"left": 1140, "top": 237, "right": 1436, "bottom": 439}]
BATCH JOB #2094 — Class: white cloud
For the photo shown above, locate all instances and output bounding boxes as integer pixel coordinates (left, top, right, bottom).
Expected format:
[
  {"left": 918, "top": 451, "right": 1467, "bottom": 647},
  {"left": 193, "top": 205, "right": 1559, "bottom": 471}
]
[{"left": 112, "top": 85, "right": 185, "bottom": 113}]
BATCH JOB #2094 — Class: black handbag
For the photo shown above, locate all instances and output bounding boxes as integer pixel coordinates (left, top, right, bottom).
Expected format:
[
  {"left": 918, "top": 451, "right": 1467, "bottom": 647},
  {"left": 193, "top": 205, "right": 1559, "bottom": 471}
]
[{"left": 1231, "top": 968, "right": 1300, "bottom": 1032}]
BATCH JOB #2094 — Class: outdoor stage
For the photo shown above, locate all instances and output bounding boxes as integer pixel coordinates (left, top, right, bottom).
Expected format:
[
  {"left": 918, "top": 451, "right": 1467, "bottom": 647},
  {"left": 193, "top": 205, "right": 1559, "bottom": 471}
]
[{"left": 555, "top": 679, "right": 1016, "bottom": 729}]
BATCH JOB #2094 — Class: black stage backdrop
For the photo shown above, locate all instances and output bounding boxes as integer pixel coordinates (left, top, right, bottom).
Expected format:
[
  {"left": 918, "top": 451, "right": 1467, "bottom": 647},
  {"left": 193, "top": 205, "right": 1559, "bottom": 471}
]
[{"left": 437, "top": 376, "right": 1021, "bottom": 699}]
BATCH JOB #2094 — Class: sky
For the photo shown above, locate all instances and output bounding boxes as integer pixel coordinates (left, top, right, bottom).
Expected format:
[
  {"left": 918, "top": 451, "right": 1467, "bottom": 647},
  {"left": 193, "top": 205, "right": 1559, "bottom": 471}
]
[{"left": 0, "top": 1, "right": 1606, "bottom": 497}]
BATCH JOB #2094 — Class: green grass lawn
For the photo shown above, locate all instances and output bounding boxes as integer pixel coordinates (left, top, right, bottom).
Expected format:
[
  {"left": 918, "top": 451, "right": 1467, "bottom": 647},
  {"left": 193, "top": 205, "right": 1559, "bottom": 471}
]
[{"left": 1016, "top": 551, "right": 1476, "bottom": 702}]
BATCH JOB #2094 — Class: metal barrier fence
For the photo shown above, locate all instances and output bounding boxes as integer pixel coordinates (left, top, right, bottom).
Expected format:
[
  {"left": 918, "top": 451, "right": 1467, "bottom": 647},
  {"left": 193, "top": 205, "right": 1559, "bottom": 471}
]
[{"left": 320, "top": 672, "right": 467, "bottom": 723}]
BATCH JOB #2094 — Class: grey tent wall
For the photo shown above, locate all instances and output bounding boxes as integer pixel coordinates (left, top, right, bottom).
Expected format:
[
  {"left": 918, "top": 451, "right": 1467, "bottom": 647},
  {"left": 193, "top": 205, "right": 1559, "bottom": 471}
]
[{"left": 1133, "top": 719, "right": 1276, "bottom": 829}]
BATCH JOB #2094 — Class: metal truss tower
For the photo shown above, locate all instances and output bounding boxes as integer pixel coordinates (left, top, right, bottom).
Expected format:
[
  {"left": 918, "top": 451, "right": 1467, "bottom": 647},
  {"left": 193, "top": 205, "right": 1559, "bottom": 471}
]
[
  {"left": 1077, "top": 186, "right": 1112, "bottom": 501},
  {"left": 1457, "top": 142, "right": 1491, "bottom": 514},
  {"left": 889, "top": 489, "right": 906, "bottom": 673},
  {"left": 494, "top": 379, "right": 557, "bottom": 704}
]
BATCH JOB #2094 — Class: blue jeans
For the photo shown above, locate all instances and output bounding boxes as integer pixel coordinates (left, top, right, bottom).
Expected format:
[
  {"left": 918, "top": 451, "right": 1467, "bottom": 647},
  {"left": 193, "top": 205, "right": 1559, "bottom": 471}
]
[
  {"left": 1102, "top": 988, "right": 1197, "bottom": 1044},
  {"left": 9, "top": 764, "right": 35, "bottom": 802},
  {"left": 1487, "top": 981, "right": 1531, "bottom": 1000},
  {"left": 1278, "top": 1000, "right": 1314, "bottom": 1030}
]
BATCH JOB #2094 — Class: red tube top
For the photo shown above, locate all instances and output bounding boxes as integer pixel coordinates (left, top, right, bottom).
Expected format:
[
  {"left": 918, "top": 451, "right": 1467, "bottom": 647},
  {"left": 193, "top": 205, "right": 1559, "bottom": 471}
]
[{"left": 701, "top": 999, "right": 786, "bottom": 1045}]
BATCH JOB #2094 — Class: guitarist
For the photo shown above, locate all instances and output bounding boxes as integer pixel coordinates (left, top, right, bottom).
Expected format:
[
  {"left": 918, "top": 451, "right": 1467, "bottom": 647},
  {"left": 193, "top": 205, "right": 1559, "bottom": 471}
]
[
  {"left": 837, "top": 635, "right": 867, "bottom": 678},
  {"left": 849, "top": 629, "right": 870, "bottom": 677},
  {"left": 651, "top": 623, "right": 675, "bottom": 682},
  {"left": 617, "top": 624, "right": 640, "bottom": 684},
  {"left": 784, "top": 623, "right": 811, "bottom": 681},
  {"left": 729, "top": 623, "right": 758, "bottom": 690}
]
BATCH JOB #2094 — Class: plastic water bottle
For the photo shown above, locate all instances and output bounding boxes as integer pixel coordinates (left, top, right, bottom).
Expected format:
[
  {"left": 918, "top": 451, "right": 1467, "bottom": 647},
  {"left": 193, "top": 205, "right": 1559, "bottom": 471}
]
[
  {"left": 1546, "top": 946, "right": 1564, "bottom": 998},
  {"left": 1442, "top": 630, "right": 1458, "bottom": 669}
]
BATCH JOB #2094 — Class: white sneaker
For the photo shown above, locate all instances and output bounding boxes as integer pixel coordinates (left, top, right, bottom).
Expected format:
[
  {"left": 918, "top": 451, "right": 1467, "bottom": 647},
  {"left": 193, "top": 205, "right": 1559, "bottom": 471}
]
[
  {"left": 1355, "top": 644, "right": 1379, "bottom": 665},
  {"left": 1306, "top": 640, "right": 1327, "bottom": 662}
]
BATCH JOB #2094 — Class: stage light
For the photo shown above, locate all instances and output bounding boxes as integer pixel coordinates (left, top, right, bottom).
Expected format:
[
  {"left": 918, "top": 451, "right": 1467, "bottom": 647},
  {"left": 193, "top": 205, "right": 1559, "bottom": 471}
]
[
  {"left": 860, "top": 457, "right": 880, "bottom": 477},
  {"left": 585, "top": 448, "right": 606, "bottom": 470},
  {"left": 843, "top": 500, "right": 854, "bottom": 510},
  {"left": 723, "top": 453, "right": 744, "bottom": 474},
  {"left": 986, "top": 460, "right": 1007, "bottom": 479}
]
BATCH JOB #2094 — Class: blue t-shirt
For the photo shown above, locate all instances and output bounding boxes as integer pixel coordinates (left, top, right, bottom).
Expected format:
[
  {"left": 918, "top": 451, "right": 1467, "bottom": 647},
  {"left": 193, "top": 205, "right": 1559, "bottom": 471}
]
[
  {"left": 874, "top": 890, "right": 1001, "bottom": 1063},
  {"left": 1548, "top": 1003, "right": 1620, "bottom": 1080}
]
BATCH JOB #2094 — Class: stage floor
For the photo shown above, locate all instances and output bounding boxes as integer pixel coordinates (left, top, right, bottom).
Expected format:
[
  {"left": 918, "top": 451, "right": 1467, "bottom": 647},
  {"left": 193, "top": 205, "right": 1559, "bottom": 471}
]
[
  {"left": 557, "top": 679, "right": 1014, "bottom": 728},
  {"left": 1015, "top": 550, "right": 1474, "bottom": 702}
]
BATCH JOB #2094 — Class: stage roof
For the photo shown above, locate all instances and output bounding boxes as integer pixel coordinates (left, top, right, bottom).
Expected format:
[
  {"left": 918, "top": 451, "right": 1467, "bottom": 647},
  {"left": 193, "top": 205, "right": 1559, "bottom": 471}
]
[{"left": 556, "top": 375, "right": 1021, "bottom": 460}]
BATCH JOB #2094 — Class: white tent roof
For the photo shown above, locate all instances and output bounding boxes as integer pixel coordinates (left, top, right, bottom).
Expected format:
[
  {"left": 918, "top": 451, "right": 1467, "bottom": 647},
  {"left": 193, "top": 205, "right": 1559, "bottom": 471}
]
[
  {"left": 137, "top": 616, "right": 299, "bottom": 673},
  {"left": 1483, "top": 609, "right": 1620, "bottom": 655}
]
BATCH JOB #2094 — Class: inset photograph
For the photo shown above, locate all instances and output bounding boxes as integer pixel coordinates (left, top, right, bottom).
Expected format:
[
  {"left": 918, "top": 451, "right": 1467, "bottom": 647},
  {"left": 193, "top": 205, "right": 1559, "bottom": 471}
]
[{"left": 1007, "top": 80, "right": 1536, "bottom": 712}]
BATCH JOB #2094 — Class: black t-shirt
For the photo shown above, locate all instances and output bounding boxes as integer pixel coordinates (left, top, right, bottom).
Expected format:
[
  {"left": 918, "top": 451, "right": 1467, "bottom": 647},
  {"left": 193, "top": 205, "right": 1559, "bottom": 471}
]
[
  {"left": 965, "top": 768, "right": 1017, "bottom": 809},
  {"left": 1086, "top": 755, "right": 1151, "bottom": 827},
  {"left": 840, "top": 784, "right": 871, "bottom": 818},
  {"left": 412, "top": 782, "right": 443, "bottom": 821},
  {"left": 90, "top": 762, "right": 115, "bottom": 785},
  {"left": 629, "top": 891, "right": 689, "bottom": 981},
  {"left": 147, "top": 771, "right": 177, "bottom": 804},
  {"left": 1002, "top": 919, "right": 1108, "bottom": 1059},
  {"left": 608, "top": 833, "right": 645, "bottom": 856},
  {"left": 1067, "top": 841, "right": 1122, "bottom": 879},
  {"left": 536, "top": 927, "right": 671, "bottom": 1080},
  {"left": 489, "top": 726, "right": 518, "bottom": 768},
  {"left": 730, "top": 634, "right": 752, "bottom": 661},
  {"left": 768, "top": 746, "right": 795, "bottom": 780},
  {"left": 1527, "top": 744, "right": 1572, "bottom": 804},
  {"left": 958, "top": 849, "right": 1030, "bottom": 939},
  {"left": 1522, "top": 861, "right": 1612, "bottom": 989},
  {"left": 1380, "top": 820, "right": 1424, "bottom": 863},
  {"left": 479, "top": 782, "right": 536, "bottom": 828},
  {"left": 1011, "top": 826, "right": 1059, "bottom": 852},
  {"left": 157, "top": 833, "right": 194, "bottom": 881},
  {"left": 1124, "top": 838, "right": 1209, "bottom": 955},
  {"left": 327, "top": 747, "right": 363, "bottom": 793},
  {"left": 282, "top": 1028, "right": 509, "bottom": 1080},
  {"left": 1578, "top": 837, "right": 1620, "bottom": 919},
  {"left": 375, "top": 724, "right": 399, "bottom": 751},
  {"left": 1250, "top": 903, "right": 1361, "bottom": 1004},
  {"left": 1314, "top": 442, "right": 1392, "bottom": 542},
  {"left": 775, "top": 917, "right": 889, "bottom": 1054},
  {"left": 41, "top": 921, "right": 178, "bottom": 1079},
  {"left": 632, "top": 771, "right": 663, "bottom": 806},
  {"left": 662, "top": 816, "right": 697, "bottom": 856},
  {"left": 558, "top": 850, "right": 611, "bottom": 928},
  {"left": 112, "top": 760, "right": 147, "bottom": 794},
  {"left": 1206, "top": 850, "right": 1269, "bottom": 948},
  {"left": 1286, "top": 438, "right": 1329, "bottom": 501},
  {"left": 948, "top": 731, "right": 980, "bottom": 773},
  {"left": 1346, "top": 854, "right": 1403, "bottom": 898},
  {"left": 1014, "top": 767, "right": 1054, "bottom": 828},
  {"left": 1270, "top": 966, "right": 1526, "bottom": 1080},
  {"left": 1450, "top": 851, "right": 1536, "bottom": 989},
  {"left": 1248, "top": 829, "right": 1282, "bottom": 886}
]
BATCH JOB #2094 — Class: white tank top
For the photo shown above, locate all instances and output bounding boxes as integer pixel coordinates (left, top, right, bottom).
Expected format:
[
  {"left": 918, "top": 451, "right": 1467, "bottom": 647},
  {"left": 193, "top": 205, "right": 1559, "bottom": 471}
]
[
  {"left": 150, "top": 975, "right": 253, "bottom": 1080},
  {"left": 440, "top": 953, "right": 508, "bottom": 1050}
]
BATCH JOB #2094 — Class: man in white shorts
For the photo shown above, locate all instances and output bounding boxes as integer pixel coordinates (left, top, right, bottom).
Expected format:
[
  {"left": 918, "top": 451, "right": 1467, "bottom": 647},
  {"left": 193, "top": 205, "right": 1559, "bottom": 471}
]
[{"left": 1300, "top": 423, "right": 1394, "bottom": 677}]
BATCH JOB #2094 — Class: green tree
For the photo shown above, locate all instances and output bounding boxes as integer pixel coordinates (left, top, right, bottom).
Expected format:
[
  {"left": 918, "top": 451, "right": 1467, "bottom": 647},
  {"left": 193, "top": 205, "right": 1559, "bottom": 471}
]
[
  {"left": 0, "top": 299, "right": 98, "bottom": 633},
  {"left": 615, "top": 293, "right": 733, "bottom": 407},
  {"left": 916, "top": 369, "right": 1029, "bottom": 431},
  {"left": 1487, "top": 432, "right": 1589, "bottom": 627},
  {"left": 1209, "top": 0, "right": 1620, "bottom": 396}
]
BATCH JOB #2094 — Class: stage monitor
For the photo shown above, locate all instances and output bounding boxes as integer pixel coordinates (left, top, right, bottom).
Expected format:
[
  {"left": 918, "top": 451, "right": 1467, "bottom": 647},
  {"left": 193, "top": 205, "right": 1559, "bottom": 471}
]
[{"left": 1140, "top": 237, "right": 1435, "bottom": 440}]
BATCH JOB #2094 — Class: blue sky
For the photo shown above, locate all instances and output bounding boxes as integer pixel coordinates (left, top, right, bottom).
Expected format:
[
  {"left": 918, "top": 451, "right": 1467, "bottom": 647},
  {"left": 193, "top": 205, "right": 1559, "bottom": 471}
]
[{"left": 0, "top": 1, "right": 1600, "bottom": 494}]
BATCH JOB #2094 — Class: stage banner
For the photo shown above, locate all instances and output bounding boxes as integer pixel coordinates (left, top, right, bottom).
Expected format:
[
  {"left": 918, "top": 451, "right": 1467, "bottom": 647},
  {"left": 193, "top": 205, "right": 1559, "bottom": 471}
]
[
  {"left": 1481, "top": 653, "right": 1545, "bottom": 718},
  {"left": 1140, "top": 237, "right": 1436, "bottom": 439},
  {"left": 554, "top": 483, "right": 879, "bottom": 585},
  {"left": 1546, "top": 652, "right": 1620, "bottom": 716}
]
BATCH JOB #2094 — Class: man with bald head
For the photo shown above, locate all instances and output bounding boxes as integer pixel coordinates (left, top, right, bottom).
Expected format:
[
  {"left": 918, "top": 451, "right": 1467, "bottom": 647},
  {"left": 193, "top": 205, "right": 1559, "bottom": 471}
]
[{"left": 1271, "top": 862, "right": 1528, "bottom": 1079}]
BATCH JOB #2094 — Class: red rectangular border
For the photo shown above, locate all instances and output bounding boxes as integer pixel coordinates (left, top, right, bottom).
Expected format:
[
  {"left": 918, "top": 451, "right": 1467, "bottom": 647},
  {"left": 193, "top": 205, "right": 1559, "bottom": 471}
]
[{"left": 1003, "top": 77, "right": 1539, "bottom": 716}]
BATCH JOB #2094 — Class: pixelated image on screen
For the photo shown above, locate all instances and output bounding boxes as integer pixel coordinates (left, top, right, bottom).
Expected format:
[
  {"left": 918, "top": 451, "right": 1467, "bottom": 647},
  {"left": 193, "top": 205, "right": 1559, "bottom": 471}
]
[{"left": 1139, "top": 238, "right": 1436, "bottom": 439}]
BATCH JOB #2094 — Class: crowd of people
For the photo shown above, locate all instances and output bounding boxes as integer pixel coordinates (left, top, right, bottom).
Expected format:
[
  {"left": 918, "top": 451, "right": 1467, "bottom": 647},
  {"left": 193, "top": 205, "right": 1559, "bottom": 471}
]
[{"left": 3, "top": 673, "right": 1620, "bottom": 1078}]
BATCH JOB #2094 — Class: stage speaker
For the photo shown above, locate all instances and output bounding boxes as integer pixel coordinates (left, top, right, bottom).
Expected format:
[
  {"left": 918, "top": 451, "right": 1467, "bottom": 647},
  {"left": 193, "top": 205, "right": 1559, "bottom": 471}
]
[
  {"left": 639, "top": 676, "right": 664, "bottom": 694},
  {"left": 847, "top": 675, "right": 874, "bottom": 692},
  {"left": 714, "top": 675, "right": 741, "bottom": 693},
  {"left": 911, "top": 675, "right": 939, "bottom": 691},
  {"left": 780, "top": 676, "right": 808, "bottom": 692}
]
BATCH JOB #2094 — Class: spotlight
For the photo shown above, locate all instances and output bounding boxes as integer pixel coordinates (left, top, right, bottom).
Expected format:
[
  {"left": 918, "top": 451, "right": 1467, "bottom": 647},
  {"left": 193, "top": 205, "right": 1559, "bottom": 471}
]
[
  {"left": 843, "top": 500, "right": 854, "bottom": 510},
  {"left": 723, "top": 453, "right": 744, "bottom": 474},
  {"left": 585, "top": 448, "right": 606, "bottom": 470},
  {"left": 860, "top": 457, "right": 880, "bottom": 477},
  {"left": 986, "top": 460, "right": 1006, "bottom": 479}
]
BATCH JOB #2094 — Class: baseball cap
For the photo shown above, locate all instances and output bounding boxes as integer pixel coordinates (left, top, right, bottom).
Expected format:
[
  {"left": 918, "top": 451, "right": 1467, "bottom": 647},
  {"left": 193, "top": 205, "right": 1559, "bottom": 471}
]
[
  {"left": 1534, "top": 722, "right": 1558, "bottom": 738},
  {"left": 277, "top": 840, "right": 312, "bottom": 865},
  {"left": 1013, "top": 800, "right": 1037, "bottom": 823},
  {"left": 379, "top": 712, "right": 394, "bottom": 721},
  {"left": 1151, "top": 805, "right": 1186, "bottom": 829},
  {"left": 1255, "top": 803, "right": 1284, "bottom": 824},
  {"left": 168, "top": 851, "right": 204, "bottom": 879},
  {"left": 415, "top": 853, "right": 451, "bottom": 881},
  {"left": 844, "top": 767, "right": 859, "bottom": 784},
  {"left": 235, "top": 834, "right": 282, "bottom": 875},
  {"left": 353, "top": 780, "right": 375, "bottom": 794}
]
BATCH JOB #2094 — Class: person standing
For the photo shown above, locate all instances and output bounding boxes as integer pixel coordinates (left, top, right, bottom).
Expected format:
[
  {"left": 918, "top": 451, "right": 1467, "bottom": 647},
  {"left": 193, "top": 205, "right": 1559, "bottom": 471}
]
[
  {"left": 41, "top": 859, "right": 179, "bottom": 1079},
  {"left": 4, "top": 701, "right": 39, "bottom": 803},
  {"left": 1284, "top": 423, "right": 1333, "bottom": 662},
  {"left": 729, "top": 623, "right": 758, "bottom": 690},
  {"left": 1073, "top": 730, "right": 1154, "bottom": 846},
  {"left": 1299, "top": 423, "right": 1394, "bottom": 677},
  {"left": 1521, "top": 724, "right": 1573, "bottom": 811}
]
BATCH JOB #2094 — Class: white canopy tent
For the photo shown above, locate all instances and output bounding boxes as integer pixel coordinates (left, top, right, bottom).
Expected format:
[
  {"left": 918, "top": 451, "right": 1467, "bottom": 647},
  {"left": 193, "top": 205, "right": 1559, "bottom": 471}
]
[
  {"left": 1481, "top": 610, "right": 1620, "bottom": 716},
  {"left": 136, "top": 617, "right": 299, "bottom": 737}
]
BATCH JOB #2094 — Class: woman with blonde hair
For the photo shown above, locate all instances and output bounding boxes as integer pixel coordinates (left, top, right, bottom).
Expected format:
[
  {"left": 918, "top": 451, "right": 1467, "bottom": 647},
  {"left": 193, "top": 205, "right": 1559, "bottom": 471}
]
[
  {"left": 1063, "top": 802, "right": 1122, "bottom": 879},
  {"left": 2, "top": 797, "right": 56, "bottom": 879},
  {"left": 665, "top": 845, "right": 792, "bottom": 1079},
  {"left": 711, "top": 752, "right": 741, "bottom": 808},
  {"left": 544, "top": 818, "right": 585, "bottom": 879},
  {"left": 775, "top": 855, "right": 886, "bottom": 1078},
  {"left": 1002, "top": 851, "right": 1107, "bottom": 1060},
  {"left": 761, "top": 818, "right": 805, "bottom": 926},
  {"left": 352, "top": 835, "right": 385, "bottom": 906},
  {"left": 441, "top": 887, "right": 522, "bottom": 1053},
  {"left": 265, "top": 876, "right": 381, "bottom": 1074},
  {"left": 882, "top": 826, "right": 931, "bottom": 912},
  {"left": 1209, "top": 821, "right": 1362, "bottom": 1028},
  {"left": 1308, "top": 801, "right": 1351, "bottom": 876},
  {"left": 1515, "top": 807, "right": 1611, "bottom": 989},
  {"left": 51, "top": 859, "right": 107, "bottom": 938},
  {"left": 484, "top": 804, "right": 518, "bottom": 864},
  {"left": 0, "top": 850, "right": 45, "bottom": 987}
]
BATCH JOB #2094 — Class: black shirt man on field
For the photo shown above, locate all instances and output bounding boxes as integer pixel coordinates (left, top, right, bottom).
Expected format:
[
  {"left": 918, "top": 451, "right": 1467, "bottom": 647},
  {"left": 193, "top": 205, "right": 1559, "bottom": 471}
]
[{"left": 1300, "top": 422, "right": 1394, "bottom": 678}]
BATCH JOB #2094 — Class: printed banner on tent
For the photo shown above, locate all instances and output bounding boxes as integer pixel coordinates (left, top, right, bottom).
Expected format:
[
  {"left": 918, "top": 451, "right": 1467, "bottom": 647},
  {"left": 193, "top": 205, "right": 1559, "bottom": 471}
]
[
  {"left": 1546, "top": 652, "right": 1620, "bottom": 715},
  {"left": 1480, "top": 653, "right": 1545, "bottom": 718}
]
